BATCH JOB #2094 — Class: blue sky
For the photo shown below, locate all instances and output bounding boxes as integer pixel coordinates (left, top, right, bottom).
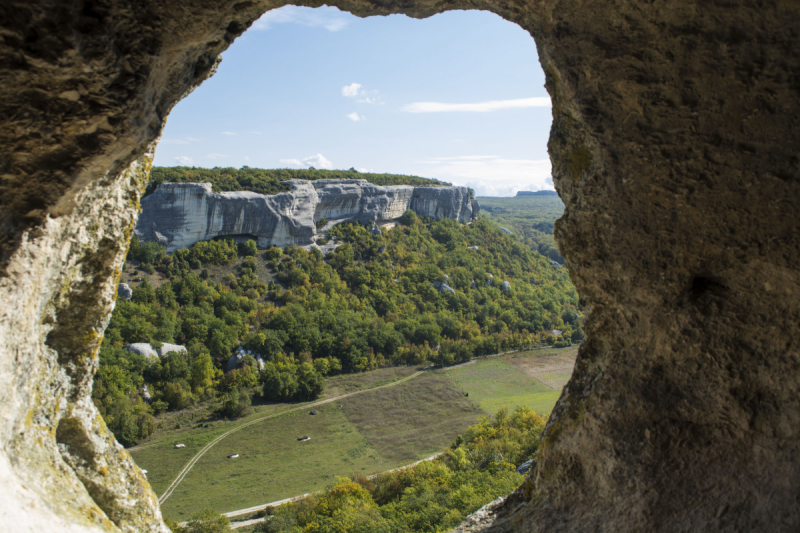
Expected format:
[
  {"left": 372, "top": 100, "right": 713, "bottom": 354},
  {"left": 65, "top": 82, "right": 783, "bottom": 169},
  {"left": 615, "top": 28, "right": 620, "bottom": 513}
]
[{"left": 153, "top": 6, "right": 553, "bottom": 196}]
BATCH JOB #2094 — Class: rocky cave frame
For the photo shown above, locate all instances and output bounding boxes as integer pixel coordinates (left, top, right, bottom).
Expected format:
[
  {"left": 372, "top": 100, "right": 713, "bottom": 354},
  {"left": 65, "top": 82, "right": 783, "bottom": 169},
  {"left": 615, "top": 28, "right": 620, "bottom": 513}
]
[{"left": 1, "top": 1, "right": 798, "bottom": 532}]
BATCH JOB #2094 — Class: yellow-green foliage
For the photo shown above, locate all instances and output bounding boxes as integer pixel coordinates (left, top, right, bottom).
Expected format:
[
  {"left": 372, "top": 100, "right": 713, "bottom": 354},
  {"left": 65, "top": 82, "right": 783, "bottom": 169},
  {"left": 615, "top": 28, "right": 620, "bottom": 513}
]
[
  {"left": 256, "top": 406, "right": 545, "bottom": 533},
  {"left": 99, "top": 215, "right": 578, "bottom": 446}
]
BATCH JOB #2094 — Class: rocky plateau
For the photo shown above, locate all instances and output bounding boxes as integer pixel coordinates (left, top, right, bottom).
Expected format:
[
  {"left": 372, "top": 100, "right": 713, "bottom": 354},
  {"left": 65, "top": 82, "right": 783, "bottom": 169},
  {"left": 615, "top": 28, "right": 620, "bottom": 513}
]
[
  {"left": 135, "top": 179, "right": 479, "bottom": 251},
  {"left": 0, "top": 0, "right": 797, "bottom": 532}
]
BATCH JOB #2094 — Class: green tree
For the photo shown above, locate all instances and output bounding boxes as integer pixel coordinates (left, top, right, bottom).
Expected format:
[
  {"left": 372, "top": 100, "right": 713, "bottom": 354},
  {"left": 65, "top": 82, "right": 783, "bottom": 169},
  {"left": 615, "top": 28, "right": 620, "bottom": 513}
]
[
  {"left": 239, "top": 239, "right": 258, "bottom": 257},
  {"left": 190, "top": 352, "right": 215, "bottom": 393},
  {"left": 170, "top": 508, "right": 232, "bottom": 533},
  {"left": 296, "top": 362, "right": 324, "bottom": 400}
]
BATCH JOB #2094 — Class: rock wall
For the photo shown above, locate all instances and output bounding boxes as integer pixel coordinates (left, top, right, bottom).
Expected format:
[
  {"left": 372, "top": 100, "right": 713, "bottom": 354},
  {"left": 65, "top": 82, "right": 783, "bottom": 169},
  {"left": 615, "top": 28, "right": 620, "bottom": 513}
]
[
  {"left": 0, "top": 1, "right": 798, "bottom": 532},
  {"left": 135, "top": 179, "right": 476, "bottom": 252}
]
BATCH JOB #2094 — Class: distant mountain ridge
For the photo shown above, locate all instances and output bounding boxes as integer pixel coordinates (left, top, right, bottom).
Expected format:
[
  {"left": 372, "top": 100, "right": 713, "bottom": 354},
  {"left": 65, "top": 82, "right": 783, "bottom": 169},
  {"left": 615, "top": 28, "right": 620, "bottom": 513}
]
[{"left": 516, "top": 190, "right": 558, "bottom": 197}]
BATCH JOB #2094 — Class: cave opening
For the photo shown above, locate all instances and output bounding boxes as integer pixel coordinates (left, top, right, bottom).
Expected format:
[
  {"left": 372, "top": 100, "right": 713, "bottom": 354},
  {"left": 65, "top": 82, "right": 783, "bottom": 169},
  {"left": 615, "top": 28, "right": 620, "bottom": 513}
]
[
  {"left": 118, "top": 5, "right": 575, "bottom": 522},
  {"left": 1, "top": 1, "right": 797, "bottom": 532}
]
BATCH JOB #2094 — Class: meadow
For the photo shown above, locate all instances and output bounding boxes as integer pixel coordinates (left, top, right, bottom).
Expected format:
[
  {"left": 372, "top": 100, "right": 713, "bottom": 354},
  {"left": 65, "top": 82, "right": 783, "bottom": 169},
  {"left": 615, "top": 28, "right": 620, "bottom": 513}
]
[
  {"left": 445, "top": 347, "right": 576, "bottom": 415},
  {"left": 132, "top": 348, "right": 577, "bottom": 521}
]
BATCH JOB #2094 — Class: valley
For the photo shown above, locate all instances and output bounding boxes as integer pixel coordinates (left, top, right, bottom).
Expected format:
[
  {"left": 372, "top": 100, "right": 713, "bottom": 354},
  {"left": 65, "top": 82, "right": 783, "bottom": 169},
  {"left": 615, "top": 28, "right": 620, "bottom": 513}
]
[
  {"left": 96, "top": 167, "right": 579, "bottom": 528},
  {"left": 129, "top": 347, "right": 575, "bottom": 522}
]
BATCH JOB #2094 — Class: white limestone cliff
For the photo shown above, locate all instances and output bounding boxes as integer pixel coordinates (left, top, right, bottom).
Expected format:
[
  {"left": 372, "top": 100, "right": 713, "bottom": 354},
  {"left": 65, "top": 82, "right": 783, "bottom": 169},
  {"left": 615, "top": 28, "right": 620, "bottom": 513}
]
[{"left": 135, "top": 179, "right": 478, "bottom": 252}]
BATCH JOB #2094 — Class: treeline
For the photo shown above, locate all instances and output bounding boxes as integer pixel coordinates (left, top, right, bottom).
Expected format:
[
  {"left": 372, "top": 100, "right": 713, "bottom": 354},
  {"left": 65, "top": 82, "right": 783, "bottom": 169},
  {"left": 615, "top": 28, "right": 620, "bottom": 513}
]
[
  {"left": 478, "top": 196, "right": 565, "bottom": 263},
  {"left": 95, "top": 213, "right": 581, "bottom": 446},
  {"left": 256, "top": 405, "right": 546, "bottom": 533},
  {"left": 146, "top": 166, "right": 451, "bottom": 197}
]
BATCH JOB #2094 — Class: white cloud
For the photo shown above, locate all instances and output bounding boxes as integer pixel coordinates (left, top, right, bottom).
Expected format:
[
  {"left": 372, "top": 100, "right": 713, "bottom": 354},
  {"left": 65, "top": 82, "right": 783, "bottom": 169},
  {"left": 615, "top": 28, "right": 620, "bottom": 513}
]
[
  {"left": 251, "top": 131, "right": 262, "bottom": 135},
  {"left": 204, "top": 153, "right": 229, "bottom": 159},
  {"left": 402, "top": 97, "right": 551, "bottom": 113},
  {"left": 418, "top": 155, "right": 553, "bottom": 196},
  {"left": 222, "top": 131, "right": 237, "bottom": 136},
  {"left": 342, "top": 83, "right": 362, "bottom": 97},
  {"left": 175, "top": 156, "right": 194, "bottom": 165},
  {"left": 358, "top": 168, "right": 369, "bottom": 173},
  {"left": 253, "top": 6, "right": 349, "bottom": 32},
  {"left": 342, "top": 83, "right": 384, "bottom": 104},
  {"left": 280, "top": 154, "right": 334, "bottom": 170},
  {"left": 347, "top": 112, "right": 364, "bottom": 122},
  {"left": 303, "top": 153, "right": 333, "bottom": 169},
  {"left": 244, "top": 156, "right": 250, "bottom": 161},
  {"left": 357, "top": 94, "right": 384, "bottom": 105}
]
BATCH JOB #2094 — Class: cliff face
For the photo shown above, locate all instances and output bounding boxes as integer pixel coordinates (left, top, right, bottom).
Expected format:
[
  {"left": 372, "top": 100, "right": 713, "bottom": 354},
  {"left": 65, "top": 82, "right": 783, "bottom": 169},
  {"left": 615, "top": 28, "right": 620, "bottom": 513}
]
[
  {"left": 1, "top": 1, "right": 799, "bottom": 532},
  {"left": 135, "top": 179, "right": 477, "bottom": 252}
]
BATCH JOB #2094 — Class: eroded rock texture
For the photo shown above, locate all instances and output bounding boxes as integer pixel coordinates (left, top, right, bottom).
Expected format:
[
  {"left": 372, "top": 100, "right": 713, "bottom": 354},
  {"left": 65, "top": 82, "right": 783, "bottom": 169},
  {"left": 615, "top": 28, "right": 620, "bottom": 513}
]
[
  {"left": 0, "top": 0, "right": 798, "bottom": 532},
  {"left": 135, "top": 179, "right": 476, "bottom": 252}
]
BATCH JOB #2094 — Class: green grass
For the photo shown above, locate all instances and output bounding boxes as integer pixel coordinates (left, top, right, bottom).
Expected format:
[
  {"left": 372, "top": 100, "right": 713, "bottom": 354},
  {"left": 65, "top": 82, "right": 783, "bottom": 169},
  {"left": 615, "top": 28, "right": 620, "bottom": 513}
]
[
  {"left": 446, "top": 359, "right": 562, "bottom": 416},
  {"left": 340, "top": 371, "right": 484, "bottom": 463},
  {"left": 130, "top": 401, "right": 299, "bottom": 496},
  {"left": 324, "top": 366, "right": 418, "bottom": 399},
  {"left": 131, "top": 359, "right": 564, "bottom": 521},
  {"left": 133, "top": 368, "right": 477, "bottom": 521},
  {"left": 158, "top": 401, "right": 392, "bottom": 520}
]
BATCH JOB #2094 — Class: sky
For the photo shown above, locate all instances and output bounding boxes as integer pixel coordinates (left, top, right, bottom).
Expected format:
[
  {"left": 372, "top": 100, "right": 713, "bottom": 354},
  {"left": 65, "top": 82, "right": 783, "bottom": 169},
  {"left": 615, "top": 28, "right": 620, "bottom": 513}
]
[{"left": 153, "top": 6, "right": 553, "bottom": 196}]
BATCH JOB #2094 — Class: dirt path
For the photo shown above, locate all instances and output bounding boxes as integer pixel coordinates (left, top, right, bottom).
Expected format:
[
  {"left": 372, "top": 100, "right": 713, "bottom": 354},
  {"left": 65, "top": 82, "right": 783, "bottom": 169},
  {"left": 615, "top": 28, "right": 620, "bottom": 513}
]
[{"left": 157, "top": 370, "right": 426, "bottom": 505}]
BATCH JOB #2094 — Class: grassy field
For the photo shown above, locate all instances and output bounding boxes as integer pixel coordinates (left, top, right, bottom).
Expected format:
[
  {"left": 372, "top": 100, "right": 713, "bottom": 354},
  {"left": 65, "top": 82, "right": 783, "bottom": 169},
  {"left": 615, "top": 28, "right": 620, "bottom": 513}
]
[
  {"left": 136, "top": 367, "right": 478, "bottom": 521},
  {"left": 131, "top": 349, "right": 577, "bottom": 521},
  {"left": 445, "top": 347, "right": 577, "bottom": 416},
  {"left": 340, "top": 371, "right": 483, "bottom": 462},
  {"left": 159, "top": 401, "right": 391, "bottom": 519},
  {"left": 324, "top": 366, "right": 418, "bottom": 398},
  {"left": 130, "top": 401, "right": 302, "bottom": 496}
]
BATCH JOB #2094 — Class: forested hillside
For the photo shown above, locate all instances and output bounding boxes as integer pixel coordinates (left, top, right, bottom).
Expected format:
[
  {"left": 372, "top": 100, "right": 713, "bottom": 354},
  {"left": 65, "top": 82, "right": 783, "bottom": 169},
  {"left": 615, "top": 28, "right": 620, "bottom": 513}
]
[
  {"left": 146, "top": 166, "right": 451, "bottom": 197},
  {"left": 95, "top": 213, "right": 581, "bottom": 446},
  {"left": 478, "top": 195, "right": 565, "bottom": 263}
]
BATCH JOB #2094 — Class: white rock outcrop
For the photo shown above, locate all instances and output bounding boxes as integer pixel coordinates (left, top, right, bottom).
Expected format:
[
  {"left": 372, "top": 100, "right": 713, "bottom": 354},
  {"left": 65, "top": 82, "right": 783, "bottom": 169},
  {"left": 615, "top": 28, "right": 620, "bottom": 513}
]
[
  {"left": 124, "top": 343, "right": 158, "bottom": 359},
  {"left": 117, "top": 283, "right": 133, "bottom": 300},
  {"left": 123, "top": 342, "right": 186, "bottom": 359},
  {"left": 158, "top": 343, "right": 187, "bottom": 357},
  {"left": 135, "top": 179, "right": 478, "bottom": 252}
]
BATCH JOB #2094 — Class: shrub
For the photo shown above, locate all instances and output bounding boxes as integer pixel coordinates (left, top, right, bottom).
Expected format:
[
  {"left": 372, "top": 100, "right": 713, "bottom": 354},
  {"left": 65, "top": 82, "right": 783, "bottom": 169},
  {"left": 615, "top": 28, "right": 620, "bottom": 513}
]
[{"left": 239, "top": 239, "right": 258, "bottom": 257}]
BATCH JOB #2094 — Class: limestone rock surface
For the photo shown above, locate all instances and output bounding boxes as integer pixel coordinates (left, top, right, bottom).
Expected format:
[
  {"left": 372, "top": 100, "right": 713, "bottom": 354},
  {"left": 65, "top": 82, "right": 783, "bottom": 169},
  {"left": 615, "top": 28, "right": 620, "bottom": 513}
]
[
  {"left": 124, "top": 343, "right": 158, "bottom": 360},
  {"left": 0, "top": 1, "right": 798, "bottom": 533},
  {"left": 117, "top": 283, "right": 132, "bottom": 300},
  {"left": 157, "top": 343, "right": 187, "bottom": 357},
  {"left": 136, "top": 180, "right": 476, "bottom": 252},
  {"left": 123, "top": 342, "right": 186, "bottom": 359}
]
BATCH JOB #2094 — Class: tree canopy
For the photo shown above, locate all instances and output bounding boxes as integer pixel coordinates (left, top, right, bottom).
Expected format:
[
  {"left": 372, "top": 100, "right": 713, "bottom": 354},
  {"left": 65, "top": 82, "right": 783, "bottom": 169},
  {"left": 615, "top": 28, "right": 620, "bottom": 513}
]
[
  {"left": 146, "top": 166, "right": 452, "bottom": 197},
  {"left": 96, "top": 213, "right": 581, "bottom": 446}
]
